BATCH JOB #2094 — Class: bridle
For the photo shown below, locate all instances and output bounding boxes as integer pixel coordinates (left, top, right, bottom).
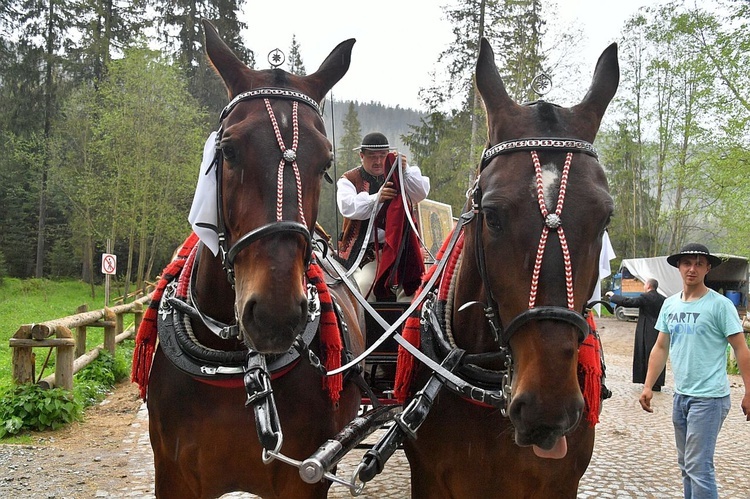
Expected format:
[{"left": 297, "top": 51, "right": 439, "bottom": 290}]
[
  {"left": 471, "top": 138, "right": 600, "bottom": 347},
  {"left": 209, "top": 87, "right": 322, "bottom": 285}
]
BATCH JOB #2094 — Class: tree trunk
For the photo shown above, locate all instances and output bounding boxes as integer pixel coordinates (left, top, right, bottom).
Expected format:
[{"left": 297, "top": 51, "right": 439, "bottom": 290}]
[{"left": 35, "top": 0, "right": 56, "bottom": 278}]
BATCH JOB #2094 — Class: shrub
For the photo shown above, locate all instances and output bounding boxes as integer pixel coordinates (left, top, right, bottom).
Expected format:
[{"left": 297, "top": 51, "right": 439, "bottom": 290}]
[
  {"left": 0, "top": 346, "right": 133, "bottom": 438},
  {"left": 0, "top": 384, "right": 82, "bottom": 438}
]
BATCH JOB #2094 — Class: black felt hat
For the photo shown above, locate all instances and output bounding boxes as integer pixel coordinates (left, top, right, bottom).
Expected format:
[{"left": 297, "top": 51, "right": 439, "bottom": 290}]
[
  {"left": 667, "top": 243, "right": 722, "bottom": 268},
  {"left": 356, "top": 132, "right": 390, "bottom": 151}
]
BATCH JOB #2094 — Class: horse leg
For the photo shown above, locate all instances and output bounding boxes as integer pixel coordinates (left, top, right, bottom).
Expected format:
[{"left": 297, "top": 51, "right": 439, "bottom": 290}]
[{"left": 147, "top": 350, "right": 206, "bottom": 498}]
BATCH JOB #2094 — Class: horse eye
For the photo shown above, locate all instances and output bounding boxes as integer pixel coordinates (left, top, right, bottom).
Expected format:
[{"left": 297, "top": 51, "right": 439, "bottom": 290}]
[
  {"left": 221, "top": 144, "right": 237, "bottom": 161},
  {"left": 484, "top": 209, "right": 503, "bottom": 231}
]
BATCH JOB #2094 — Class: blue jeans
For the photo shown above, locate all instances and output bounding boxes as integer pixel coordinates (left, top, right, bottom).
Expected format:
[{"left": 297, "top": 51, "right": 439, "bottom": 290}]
[{"left": 672, "top": 394, "right": 731, "bottom": 499}]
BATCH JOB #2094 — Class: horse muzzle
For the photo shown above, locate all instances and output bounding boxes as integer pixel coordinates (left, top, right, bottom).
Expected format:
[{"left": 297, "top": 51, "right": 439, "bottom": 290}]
[
  {"left": 237, "top": 291, "right": 308, "bottom": 353},
  {"left": 508, "top": 390, "right": 583, "bottom": 460}
]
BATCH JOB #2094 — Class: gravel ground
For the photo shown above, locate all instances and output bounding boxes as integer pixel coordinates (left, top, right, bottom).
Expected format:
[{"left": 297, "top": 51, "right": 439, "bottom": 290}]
[{"left": 0, "top": 317, "right": 747, "bottom": 498}]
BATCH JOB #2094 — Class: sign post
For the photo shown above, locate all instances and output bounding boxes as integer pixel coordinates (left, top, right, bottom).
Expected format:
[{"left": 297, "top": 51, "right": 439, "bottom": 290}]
[{"left": 101, "top": 239, "right": 116, "bottom": 306}]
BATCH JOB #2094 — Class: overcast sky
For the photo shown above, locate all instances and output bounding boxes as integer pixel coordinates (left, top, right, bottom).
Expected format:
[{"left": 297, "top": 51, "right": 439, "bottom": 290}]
[{"left": 238, "top": 0, "right": 659, "bottom": 111}]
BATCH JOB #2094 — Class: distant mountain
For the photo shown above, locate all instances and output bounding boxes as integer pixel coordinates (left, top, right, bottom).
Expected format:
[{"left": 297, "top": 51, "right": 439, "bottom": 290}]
[
  {"left": 316, "top": 99, "right": 427, "bottom": 239},
  {"left": 322, "top": 99, "right": 425, "bottom": 160}
]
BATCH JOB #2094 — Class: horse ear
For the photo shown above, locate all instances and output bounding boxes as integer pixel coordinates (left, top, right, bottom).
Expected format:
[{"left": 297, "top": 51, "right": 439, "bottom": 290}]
[
  {"left": 475, "top": 38, "right": 516, "bottom": 115},
  {"left": 304, "top": 39, "right": 356, "bottom": 103},
  {"left": 572, "top": 43, "right": 620, "bottom": 133},
  {"left": 202, "top": 19, "right": 254, "bottom": 97}
]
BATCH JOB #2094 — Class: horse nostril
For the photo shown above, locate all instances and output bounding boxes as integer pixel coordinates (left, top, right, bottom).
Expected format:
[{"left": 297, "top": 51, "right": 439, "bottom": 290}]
[
  {"left": 242, "top": 298, "right": 257, "bottom": 328},
  {"left": 508, "top": 391, "right": 531, "bottom": 424}
]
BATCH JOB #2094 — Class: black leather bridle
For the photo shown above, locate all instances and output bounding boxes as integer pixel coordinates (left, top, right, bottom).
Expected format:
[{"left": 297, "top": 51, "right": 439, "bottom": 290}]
[
  {"left": 203, "top": 87, "right": 323, "bottom": 285},
  {"left": 470, "top": 138, "right": 601, "bottom": 347}
]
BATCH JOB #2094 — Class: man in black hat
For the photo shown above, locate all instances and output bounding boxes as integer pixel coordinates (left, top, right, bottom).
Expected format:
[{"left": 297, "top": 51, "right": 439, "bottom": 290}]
[
  {"left": 639, "top": 243, "right": 750, "bottom": 498},
  {"left": 336, "top": 132, "right": 430, "bottom": 301}
]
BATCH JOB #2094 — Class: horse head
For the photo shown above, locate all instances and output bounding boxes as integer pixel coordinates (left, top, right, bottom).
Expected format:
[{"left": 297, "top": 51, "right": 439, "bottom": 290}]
[
  {"left": 464, "top": 38, "right": 618, "bottom": 457},
  {"left": 202, "top": 20, "right": 354, "bottom": 353}
]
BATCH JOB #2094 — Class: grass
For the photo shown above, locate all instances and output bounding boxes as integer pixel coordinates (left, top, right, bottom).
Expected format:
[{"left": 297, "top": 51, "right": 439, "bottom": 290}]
[{"left": 0, "top": 278, "right": 135, "bottom": 391}]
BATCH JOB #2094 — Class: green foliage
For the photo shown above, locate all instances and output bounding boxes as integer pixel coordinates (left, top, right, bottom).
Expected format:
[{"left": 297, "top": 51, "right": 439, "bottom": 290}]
[
  {"left": 407, "top": 0, "right": 549, "bottom": 212},
  {"left": 152, "top": 0, "right": 253, "bottom": 116},
  {"left": 609, "top": 2, "right": 750, "bottom": 257},
  {"left": 0, "top": 345, "right": 133, "bottom": 438},
  {"left": 337, "top": 102, "right": 362, "bottom": 172},
  {"left": 403, "top": 110, "right": 480, "bottom": 213},
  {"left": 0, "top": 384, "right": 82, "bottom": 438},
  {"left": 51, "top": 46, "right": 206, "bottom": 287},
  {"left": 0, "top": 278, "right": 108, "bottom": 391}
]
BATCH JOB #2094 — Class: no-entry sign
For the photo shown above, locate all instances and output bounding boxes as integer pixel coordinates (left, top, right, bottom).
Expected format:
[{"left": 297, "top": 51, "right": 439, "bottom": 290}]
[{"left": 101, "top": 253, "right": 117, "bottom": 275}]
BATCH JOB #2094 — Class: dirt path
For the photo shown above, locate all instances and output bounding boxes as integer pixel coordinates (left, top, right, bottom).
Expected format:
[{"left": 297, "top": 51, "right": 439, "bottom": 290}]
[{"left": 1, "top": 317, "right": 746, "bottom": 498}]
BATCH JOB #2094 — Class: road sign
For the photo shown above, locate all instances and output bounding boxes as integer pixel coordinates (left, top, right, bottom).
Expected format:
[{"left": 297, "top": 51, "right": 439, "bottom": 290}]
[{"left": 101, "top": 253, "right": 117, "bottom": 275}]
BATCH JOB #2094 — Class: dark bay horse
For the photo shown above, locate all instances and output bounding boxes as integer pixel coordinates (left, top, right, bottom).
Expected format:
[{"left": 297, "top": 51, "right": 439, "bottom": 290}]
[
  {"left": 145, "top": 21, "right": 364, "bottom": 498},
  {"left": 400, "top": 39, "right": 619, "bottom": 497}
]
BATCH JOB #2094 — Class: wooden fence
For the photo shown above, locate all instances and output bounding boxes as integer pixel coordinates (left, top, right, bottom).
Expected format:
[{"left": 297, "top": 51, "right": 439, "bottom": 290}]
[{"left": 9, "top": 292, "right": 153, "bottom": 391}]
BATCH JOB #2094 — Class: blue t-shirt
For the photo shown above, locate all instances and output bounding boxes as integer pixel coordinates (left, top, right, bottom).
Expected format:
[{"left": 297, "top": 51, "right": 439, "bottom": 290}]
[{"left": 655, "top": 289, "right": 742, "bottom": 397}]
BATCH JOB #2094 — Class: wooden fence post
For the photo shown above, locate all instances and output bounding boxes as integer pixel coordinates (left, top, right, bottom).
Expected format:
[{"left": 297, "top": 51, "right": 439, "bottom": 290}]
[
  {"left": 54, "top": 326, "right": 75, "bottom": 391},
  {"left": 104, "top": 308, "right": 116, "bottom": 355},
  {"left": 11, "top": 325, "right": 35, "bottom": 384},
  {"left": 75, "top": 304, "right": 88, "bottom": 359},
  {"left": 133, "top": 301, "right": 144, "bottom": 336}
]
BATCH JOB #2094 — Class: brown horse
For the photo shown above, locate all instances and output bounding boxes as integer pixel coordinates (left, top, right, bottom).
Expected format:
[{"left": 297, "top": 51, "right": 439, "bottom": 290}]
[
  {"left": 145, "top": 21, "right": 364, "bottom": 498},
  {"left": 400, "top": 39, "right": 619, "bottom": 497}
]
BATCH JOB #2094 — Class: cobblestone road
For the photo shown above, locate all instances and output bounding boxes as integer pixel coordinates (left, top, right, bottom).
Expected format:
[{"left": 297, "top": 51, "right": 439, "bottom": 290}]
[{"left": 103, "top": 318, "right": 750, "bottom": 498}]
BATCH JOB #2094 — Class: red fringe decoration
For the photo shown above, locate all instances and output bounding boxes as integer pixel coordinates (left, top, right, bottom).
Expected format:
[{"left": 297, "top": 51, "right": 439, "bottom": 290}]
[
  {"left": 130, "top": 236, "right": 344, "bottom": 406},
  {"left": 579, "top": 313, "right": 603, "bottom": 426},
  {"left": 306, "top": 261, "right": 344, "bottom": 406},
  {"left": 394, "top": 229, "right": 464, "bottom": 403},
  {"left": 132, "top": 233, "right": 199, "bottom": 400}
]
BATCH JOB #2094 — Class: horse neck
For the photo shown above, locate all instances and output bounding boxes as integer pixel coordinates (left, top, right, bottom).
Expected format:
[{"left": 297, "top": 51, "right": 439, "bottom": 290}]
[{"left": 193, "top": 246, "right": 236, "bottom": 328}]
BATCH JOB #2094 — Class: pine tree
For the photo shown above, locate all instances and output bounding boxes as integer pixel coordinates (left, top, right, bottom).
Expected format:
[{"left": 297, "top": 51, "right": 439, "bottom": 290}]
[
  {"left": 406, "top": 0, "right": 548, "bottom": 212},
  {"left": 288, "top": 35, "right": 306, "bottom": 76},
  {"left": 150, "top": 0, "right": 255, "bottom": 117},
  {"left": 337, "top": 102, "right": 361, "bottom": 171}
]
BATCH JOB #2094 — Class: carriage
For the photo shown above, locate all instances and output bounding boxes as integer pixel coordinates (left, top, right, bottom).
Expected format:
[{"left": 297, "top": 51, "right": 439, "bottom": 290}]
[{"left": 132, "top": 19, "right": 620, "bottom": 498}]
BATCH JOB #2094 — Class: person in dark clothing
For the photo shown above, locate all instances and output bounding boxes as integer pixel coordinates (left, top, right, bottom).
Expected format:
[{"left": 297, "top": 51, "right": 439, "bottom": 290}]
[{"left": 607, "top": 278, "right": 666, "bottom": 390}]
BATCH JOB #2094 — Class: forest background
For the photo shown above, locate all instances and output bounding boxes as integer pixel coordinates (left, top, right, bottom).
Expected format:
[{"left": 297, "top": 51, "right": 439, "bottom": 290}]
[{"left": 0, "top": 0, "right": 748, "bottom": 297}]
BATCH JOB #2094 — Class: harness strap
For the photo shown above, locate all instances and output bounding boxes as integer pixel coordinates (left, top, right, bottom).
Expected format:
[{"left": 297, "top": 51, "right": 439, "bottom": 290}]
[
  {"left": 325, "top": 209, "right": 474, "bottom": 375},
  {"left": 530, "top": 151, "right": 575, "bottom": 310}
]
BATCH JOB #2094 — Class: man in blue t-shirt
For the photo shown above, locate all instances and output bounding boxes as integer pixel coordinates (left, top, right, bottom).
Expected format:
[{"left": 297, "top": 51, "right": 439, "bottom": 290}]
[{"left": 639, "top": 243, "right": 750, "bottom": 499}]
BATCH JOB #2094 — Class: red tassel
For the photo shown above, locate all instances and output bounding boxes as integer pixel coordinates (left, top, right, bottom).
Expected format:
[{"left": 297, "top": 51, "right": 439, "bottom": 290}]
[
  {"left": 579, "top": 313, "right": 603, "bottom": 426},
  {"left": 131, "top": 233, "right": 199, "bottom": 400},
  {"left": 394, "top": 229, "right": 464, "bottom": 403},
  {"left": 307, "top": 261, "right": 344, "bottom": 405}
]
